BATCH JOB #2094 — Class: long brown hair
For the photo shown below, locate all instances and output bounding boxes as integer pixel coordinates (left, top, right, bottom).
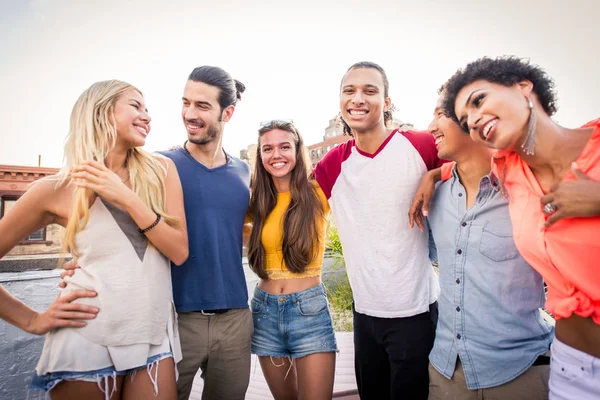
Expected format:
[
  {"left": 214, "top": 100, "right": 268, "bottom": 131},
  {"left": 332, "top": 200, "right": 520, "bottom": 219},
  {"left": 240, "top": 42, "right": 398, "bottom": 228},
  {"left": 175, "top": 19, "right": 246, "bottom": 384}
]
[{"left": 247, "top": 121, "right": 324, "bottom": 279}]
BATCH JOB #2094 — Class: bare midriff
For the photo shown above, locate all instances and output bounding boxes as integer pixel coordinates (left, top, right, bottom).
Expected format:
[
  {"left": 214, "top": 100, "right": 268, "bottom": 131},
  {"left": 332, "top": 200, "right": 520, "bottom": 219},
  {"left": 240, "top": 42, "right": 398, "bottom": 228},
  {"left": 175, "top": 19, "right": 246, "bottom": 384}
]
[
  {"left": 258, "top": 276, "right": 322, "bottom": 295},
  {"left": 555, "top": 314, "right": 600, "bottom": 358}
]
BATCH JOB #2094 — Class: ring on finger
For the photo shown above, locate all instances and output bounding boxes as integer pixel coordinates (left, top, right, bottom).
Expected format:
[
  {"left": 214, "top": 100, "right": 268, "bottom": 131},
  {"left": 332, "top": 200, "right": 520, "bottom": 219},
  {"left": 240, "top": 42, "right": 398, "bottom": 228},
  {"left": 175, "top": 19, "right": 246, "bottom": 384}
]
[{"left": 543, "top": 202, "right": 558, "bottom": 215}]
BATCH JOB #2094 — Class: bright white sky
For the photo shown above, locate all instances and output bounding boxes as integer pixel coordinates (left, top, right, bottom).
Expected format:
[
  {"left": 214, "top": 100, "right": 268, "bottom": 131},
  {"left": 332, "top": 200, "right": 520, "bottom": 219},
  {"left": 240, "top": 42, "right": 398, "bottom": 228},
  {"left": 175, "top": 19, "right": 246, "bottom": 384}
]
[{"left": 1, "top": 0, "right": 598, "bottom": 168}]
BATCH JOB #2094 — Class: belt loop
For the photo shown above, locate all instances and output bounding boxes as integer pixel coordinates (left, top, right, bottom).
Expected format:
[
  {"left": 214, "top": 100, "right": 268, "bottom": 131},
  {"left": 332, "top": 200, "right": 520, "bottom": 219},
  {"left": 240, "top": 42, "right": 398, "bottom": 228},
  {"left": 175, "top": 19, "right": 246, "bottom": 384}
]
[{"left": 263, "top": 289, "right": 268, "bottom": 305}]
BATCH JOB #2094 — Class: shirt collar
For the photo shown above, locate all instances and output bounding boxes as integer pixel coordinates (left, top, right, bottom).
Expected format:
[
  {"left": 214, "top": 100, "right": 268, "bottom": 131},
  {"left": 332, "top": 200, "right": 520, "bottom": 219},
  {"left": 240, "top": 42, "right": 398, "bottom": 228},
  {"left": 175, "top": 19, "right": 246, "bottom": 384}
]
[{"left": 450, "top": 163, "right": 500, "bottom": 192}]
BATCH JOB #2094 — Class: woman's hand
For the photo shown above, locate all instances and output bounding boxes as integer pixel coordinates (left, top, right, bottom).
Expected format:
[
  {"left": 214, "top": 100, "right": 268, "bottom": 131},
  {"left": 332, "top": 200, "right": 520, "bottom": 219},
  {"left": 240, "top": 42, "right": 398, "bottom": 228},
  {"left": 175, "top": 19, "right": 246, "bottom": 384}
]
[
  {"left": 541, "top": 163, "right": 600, "bottom": 227},
  {"left": 25, "top": 290, "right": 99, "bottom": 335},
  {"left": 71, "top": 161, "right": 134, "bottom": 209}
]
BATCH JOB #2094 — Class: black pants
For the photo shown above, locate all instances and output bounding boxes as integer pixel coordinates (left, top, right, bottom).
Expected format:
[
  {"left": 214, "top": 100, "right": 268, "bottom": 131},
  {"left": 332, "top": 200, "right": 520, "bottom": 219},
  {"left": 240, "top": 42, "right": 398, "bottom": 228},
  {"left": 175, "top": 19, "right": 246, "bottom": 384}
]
[{"left": 353, "top": 302, "right": 438, "bottom": 400}]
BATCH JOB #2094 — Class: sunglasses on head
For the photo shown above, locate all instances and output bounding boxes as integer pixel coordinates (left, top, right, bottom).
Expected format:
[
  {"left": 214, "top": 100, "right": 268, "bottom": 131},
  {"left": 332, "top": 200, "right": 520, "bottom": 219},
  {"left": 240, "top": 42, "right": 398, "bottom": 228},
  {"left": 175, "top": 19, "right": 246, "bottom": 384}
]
[{"left": 259, "top": 119, "right": 294, "bottom": 128}]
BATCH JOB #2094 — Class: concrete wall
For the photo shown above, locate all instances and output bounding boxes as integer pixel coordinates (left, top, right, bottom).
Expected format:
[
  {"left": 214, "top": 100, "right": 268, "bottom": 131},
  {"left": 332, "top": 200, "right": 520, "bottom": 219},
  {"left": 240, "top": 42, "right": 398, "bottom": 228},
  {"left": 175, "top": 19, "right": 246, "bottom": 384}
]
[{"left": 0, "top": 270, "right": 60, "bottom": 400}]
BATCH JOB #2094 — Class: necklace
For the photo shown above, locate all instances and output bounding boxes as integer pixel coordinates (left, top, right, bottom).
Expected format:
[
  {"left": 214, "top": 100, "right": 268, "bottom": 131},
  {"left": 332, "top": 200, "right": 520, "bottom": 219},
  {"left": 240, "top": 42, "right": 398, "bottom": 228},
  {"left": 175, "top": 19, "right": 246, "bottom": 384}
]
[
  {"left": 183, "top": 141, "right": 229, "bottom": 168},
  {"left": 113, "top": 166, "right": 129, "bottom": 183}
]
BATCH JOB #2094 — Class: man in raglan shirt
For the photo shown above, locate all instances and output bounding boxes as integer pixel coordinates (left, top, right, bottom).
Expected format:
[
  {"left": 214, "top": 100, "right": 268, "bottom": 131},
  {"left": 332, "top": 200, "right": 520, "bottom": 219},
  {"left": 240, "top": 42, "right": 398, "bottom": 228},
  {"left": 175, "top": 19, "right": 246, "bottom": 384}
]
[{"left": 313, "top": 61, "right": 444, "bottom": 399}]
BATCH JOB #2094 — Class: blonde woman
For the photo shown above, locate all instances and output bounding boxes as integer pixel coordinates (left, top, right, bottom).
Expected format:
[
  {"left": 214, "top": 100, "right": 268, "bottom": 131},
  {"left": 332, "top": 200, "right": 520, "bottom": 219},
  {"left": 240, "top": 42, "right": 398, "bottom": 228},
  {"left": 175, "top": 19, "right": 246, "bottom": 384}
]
[{"left": 0, "top": 80, "right": 188, "bottom": 400}]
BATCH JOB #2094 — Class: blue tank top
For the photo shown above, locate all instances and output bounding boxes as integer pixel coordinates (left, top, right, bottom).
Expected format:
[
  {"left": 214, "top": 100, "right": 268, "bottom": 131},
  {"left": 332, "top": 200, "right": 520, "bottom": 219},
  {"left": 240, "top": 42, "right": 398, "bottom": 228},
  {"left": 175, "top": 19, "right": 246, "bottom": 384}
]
[{"left": 161, "top": 147, "right": 251, "bottom": 311}]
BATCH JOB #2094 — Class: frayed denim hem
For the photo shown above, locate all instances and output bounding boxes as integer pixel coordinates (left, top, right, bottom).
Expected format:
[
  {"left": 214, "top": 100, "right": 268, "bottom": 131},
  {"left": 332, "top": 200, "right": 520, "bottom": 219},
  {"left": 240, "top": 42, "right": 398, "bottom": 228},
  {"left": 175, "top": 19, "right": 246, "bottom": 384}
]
[{"left": 29, "top": 351, "right": 173, "bottom": 400}]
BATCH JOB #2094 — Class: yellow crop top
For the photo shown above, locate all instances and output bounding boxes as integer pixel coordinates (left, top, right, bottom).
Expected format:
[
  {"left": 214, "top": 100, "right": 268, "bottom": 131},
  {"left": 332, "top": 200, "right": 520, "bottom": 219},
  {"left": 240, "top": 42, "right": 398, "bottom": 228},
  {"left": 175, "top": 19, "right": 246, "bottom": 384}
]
[{"left": 261, "top": 185, "right": 330, "bottom": 280}]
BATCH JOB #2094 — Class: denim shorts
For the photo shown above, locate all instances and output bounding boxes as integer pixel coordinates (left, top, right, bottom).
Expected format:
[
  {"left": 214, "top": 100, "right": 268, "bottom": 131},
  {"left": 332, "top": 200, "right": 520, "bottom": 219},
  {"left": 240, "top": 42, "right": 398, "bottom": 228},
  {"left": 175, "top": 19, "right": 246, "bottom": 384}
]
[
  {"left": 29, "top": 351, "right": 173, "bottom": 396},
  {"left": 251, "top": 283, "right": 338, "bottom": 359}
]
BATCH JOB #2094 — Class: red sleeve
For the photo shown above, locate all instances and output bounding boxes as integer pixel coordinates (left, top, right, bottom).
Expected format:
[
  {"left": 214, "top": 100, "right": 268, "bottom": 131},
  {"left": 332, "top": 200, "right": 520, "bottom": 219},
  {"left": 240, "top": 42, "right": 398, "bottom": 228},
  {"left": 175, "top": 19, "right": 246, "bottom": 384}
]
[
  {"left": 313, "top": 140, "right": 353, "bottom": 199},
  {"left": 441, "top": 162, "right": 455, "bottom": 181},
  {"left": 400, "top": 130, "right": 448, "bottom": 170}
]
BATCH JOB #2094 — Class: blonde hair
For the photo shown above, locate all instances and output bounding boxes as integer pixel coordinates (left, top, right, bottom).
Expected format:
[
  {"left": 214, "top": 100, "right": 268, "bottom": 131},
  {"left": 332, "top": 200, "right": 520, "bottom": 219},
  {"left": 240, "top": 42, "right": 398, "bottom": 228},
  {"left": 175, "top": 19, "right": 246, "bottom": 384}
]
[{"left": 58, "top": 80, "right": 174, "bottom": 256}]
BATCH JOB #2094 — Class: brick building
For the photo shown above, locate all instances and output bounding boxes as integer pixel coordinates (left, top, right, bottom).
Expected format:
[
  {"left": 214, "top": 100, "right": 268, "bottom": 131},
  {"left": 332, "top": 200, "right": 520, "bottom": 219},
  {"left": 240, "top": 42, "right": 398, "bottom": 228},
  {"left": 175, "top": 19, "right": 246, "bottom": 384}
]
[{"left": 0, "top": 165, "right": 65, "bottom": 270}]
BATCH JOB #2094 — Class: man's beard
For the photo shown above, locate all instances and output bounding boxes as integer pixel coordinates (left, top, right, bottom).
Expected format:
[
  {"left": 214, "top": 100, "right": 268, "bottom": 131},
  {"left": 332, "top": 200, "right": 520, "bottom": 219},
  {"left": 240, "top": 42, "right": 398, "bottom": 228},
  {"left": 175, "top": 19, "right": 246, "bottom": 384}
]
[{"left": 188, "top": 123, "right": 221, "bottom": 145}]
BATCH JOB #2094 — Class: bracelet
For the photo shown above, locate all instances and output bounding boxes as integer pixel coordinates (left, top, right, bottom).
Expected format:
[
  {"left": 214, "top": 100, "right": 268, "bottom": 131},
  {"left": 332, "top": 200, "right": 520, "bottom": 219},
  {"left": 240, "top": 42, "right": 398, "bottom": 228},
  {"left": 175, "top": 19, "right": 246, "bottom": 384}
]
[{"left": 139, "top": 213, "right": 161, "bottom": 234}]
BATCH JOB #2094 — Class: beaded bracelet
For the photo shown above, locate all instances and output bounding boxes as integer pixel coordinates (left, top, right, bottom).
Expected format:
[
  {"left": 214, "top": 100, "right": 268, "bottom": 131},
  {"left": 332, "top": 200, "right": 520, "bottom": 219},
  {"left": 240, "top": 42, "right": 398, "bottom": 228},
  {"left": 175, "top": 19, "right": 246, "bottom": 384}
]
[{"left": 139, "top": 213, "right": 161, "bottom": 234}]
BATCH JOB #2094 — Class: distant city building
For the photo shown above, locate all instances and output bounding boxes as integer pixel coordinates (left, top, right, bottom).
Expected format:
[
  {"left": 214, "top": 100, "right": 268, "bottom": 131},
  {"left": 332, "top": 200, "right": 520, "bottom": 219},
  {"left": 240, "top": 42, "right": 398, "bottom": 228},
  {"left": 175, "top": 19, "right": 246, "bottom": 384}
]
[
  {"left": 308, "top": 117, "right": 350, "bottom": 166},
  {"left": 389, "top": 118, "right": 414, "bottom": 132},
  {"left": 240, "top": 143, "right": 258, "bottom": 178}
]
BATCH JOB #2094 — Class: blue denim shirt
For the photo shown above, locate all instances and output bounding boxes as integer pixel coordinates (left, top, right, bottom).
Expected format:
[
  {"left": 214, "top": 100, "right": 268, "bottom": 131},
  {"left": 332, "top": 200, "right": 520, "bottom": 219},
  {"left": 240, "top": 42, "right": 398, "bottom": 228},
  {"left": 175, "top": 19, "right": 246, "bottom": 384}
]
[{"left": 428, "top": 166, "right": 553, "bottom": 389}]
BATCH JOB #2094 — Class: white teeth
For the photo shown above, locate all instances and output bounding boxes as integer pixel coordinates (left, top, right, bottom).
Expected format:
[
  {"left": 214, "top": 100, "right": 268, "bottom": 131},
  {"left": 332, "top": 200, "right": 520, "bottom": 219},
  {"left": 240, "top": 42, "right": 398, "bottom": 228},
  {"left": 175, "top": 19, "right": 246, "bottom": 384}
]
[
  {"left": 135, "top": 126, "right": 147, "bottom": 135},
  {"left": 483, "top": 119, "right": 497, "bottom": 139},
  {"left": 271, "top": 162, "right": 285, "bottom": 168},
  {"left": 188, "top": 124, "right": 200, "bottom": 130},
  {"left": 349, "top": 110, "right": 367, "bottom": 115},
  {"left": 435, "top": 137, "right": 444, "bottom": 145}
]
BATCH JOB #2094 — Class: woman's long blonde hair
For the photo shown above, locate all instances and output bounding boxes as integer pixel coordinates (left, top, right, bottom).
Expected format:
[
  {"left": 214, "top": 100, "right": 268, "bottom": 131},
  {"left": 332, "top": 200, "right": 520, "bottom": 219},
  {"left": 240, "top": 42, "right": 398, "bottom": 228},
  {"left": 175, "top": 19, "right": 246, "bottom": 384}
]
[{"left": 58, "top": 80, "right": 174, "bottom": 256}]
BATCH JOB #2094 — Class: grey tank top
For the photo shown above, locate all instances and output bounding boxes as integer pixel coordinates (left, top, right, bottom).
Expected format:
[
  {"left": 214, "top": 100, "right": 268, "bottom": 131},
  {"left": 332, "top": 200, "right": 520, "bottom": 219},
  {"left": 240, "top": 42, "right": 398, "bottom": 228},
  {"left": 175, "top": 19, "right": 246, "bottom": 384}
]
[{"left": 62, "top": 198, "right": 173, "bottom": 347}]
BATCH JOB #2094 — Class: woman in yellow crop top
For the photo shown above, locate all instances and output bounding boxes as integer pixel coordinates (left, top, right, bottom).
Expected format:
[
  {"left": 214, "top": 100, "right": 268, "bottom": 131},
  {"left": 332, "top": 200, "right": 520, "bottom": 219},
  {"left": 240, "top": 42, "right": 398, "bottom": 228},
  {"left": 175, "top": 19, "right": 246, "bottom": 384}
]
[{"left": 246, "top": 120, "right": 338, "bottom": 400}]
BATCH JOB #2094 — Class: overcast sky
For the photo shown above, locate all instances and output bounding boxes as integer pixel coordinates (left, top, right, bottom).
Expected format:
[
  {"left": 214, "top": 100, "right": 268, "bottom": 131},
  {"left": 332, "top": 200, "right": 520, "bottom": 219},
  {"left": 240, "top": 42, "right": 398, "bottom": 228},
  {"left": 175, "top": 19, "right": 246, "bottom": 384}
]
[{"left": 1, "top": 0, "right": 598, "bottom": 168}]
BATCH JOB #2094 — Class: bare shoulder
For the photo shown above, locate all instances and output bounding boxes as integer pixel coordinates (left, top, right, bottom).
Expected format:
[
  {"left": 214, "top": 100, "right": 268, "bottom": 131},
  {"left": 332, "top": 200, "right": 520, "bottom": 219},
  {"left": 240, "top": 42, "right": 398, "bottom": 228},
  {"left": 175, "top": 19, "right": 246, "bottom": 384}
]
[
  {"left": 11, "top": 175, "right": 73, "bottom": 223},
  {"left": 26, "top": 176, "right": 69, "bottom": 200}
]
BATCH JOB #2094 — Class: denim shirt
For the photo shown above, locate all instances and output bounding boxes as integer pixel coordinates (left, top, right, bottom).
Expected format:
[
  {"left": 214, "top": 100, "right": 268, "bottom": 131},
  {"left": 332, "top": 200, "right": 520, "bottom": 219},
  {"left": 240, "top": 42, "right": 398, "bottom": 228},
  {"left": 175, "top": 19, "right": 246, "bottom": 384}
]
[{"left": 428, "top": 166, "right": 553, "bottom": 389}]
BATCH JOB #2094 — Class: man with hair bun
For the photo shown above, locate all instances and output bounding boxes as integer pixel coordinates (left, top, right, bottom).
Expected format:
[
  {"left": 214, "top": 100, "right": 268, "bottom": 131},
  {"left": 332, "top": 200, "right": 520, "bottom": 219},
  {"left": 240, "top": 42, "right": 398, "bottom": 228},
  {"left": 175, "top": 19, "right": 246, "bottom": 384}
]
[{"left": 162, "top": 66, "right": 252, "bottom": 400}]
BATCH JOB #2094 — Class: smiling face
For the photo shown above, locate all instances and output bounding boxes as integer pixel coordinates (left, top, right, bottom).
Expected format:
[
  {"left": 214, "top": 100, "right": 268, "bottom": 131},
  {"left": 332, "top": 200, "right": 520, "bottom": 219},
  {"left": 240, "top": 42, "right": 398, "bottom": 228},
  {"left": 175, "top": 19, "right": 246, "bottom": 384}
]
[
  {"left": 113, "top": 89, "right": 151, "bottom": 148},
  {"left": 182, "top": 80, "right": 233, "bottom": 145},
  {"left": 340, "top": 67, "right": 391, "bottom": 135},
  {"left": 259, "top": 128, "right": 297, "bottom": 189},
  {"left": 428, "top": 97, "right": 471, "bottom": 161},
  {"left": 454, "top": 80, "right": 532, "bottom": 152}
]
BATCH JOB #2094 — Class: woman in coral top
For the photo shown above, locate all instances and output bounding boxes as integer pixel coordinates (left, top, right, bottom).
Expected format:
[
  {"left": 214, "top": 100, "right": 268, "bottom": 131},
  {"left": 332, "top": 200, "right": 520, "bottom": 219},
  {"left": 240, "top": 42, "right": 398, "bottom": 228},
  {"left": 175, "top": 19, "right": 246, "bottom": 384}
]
[
  {"left": 439, "top": 56, "right": 600, "bottom": 399},
  {"left": 246, "top": 120, "right": 337, "bottom": 400}
]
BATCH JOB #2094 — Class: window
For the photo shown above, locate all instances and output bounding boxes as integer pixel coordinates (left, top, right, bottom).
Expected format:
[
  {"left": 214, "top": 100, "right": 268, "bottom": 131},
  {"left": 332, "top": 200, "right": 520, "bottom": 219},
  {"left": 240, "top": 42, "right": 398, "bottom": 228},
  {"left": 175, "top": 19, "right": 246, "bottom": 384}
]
[
  {"left": 26, "top": 228, "right": 46, "bottom": 241},
  {"left": 1, "top": 197, "right": 47, "bottom": 243}
]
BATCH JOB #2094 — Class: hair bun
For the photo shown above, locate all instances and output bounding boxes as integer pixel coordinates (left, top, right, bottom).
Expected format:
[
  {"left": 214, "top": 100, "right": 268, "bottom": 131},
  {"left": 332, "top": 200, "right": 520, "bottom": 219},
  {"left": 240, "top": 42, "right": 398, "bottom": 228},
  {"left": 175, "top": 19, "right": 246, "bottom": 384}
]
[{"left": 234, "top": 79, "right": 246, "bottom": 100}]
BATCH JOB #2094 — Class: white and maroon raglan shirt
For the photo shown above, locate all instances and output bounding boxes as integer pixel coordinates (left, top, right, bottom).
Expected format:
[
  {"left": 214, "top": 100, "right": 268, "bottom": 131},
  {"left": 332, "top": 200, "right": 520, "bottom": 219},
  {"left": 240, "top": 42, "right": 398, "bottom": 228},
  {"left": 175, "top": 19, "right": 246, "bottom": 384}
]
[{"left": 314, "top": 129, "right": 443, "bottom": 318}]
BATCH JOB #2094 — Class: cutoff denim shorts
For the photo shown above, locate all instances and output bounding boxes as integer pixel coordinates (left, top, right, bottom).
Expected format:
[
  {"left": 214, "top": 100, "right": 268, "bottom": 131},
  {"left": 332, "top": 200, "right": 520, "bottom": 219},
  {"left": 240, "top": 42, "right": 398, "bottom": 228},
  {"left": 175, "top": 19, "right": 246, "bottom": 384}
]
[
  {"left": 29, "top": 351, "right": 173, "bottom": 394},
  {"left": 251, "top": 283, "right": 338, "bottom": 359}
]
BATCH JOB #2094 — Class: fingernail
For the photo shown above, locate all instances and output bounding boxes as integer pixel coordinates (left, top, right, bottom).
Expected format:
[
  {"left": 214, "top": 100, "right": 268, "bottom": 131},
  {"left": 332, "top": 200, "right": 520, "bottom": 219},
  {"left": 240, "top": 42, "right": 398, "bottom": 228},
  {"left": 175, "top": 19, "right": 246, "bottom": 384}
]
[
  {"left": 571, "top": 161, "right": 578, "bottom": 170},
  {"left": 423, "top": 210, "right": 429, "bottom": 217}
]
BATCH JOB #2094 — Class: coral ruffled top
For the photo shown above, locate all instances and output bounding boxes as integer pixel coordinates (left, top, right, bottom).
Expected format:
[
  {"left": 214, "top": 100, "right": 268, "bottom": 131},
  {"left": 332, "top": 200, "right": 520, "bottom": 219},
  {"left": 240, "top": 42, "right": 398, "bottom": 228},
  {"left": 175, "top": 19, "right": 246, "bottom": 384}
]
[{"left": 440, "top": 118, "right": 600, "bottom": 324}]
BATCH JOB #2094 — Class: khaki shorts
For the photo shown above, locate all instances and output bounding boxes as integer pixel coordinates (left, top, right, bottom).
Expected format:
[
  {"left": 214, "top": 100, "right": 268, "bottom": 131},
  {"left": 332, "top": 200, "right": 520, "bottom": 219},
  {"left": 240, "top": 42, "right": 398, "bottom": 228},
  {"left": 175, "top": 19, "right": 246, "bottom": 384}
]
[
  {"left": 429, "top": 358, "right": 549, "bottom": 400},
  {"left": 176, "top": 308, "right": 253, "bottom": 400}
]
